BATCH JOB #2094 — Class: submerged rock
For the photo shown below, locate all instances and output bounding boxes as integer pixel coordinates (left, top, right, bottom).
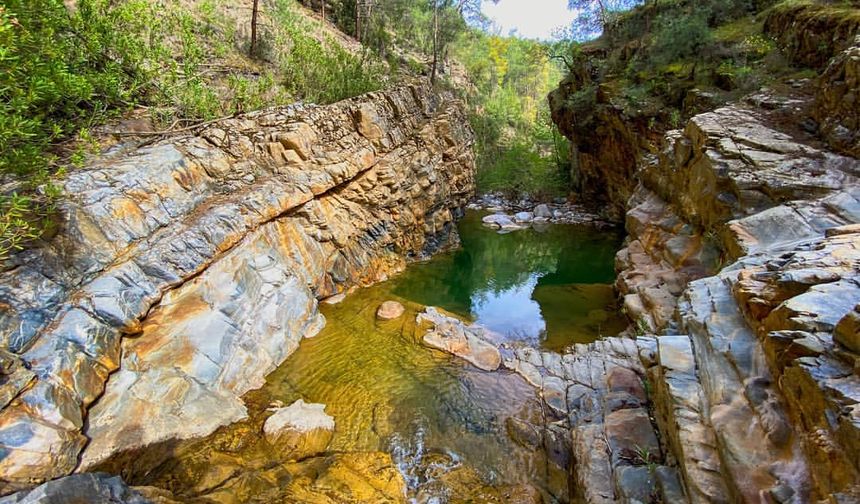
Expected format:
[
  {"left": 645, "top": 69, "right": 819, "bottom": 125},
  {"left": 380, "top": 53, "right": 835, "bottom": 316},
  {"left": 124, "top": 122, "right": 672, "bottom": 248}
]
[
  {"left": 376, "top": 301, "right": 405, "bottom": 320},
  {"left": 0, "top": 473, "right": 152, "bottom": 504},
  {"left": 418, "top": 307, "right": 501, "bottom": 371},
  {"left": 322, "top": 293, "right": 347, "bottom": 305},
  {"left": 263, "top": 399, "right": 334, "bottom": 460},
  {"left": 505, "top": 417, "right": 542, "bottom": 450},
  {"left": 481, "top": 213, "right": 523, "bottom": 231}
]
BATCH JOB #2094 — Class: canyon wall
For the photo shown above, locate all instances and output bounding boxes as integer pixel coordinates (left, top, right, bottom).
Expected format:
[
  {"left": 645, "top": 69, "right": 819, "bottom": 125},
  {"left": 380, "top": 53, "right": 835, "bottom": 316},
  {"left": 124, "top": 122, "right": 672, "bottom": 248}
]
[
  {"left": 550, "top": 19, "right": 860, "bottom": 504},
  {"left": 0, "top": 84, "right": 475, "bottom": 492}
]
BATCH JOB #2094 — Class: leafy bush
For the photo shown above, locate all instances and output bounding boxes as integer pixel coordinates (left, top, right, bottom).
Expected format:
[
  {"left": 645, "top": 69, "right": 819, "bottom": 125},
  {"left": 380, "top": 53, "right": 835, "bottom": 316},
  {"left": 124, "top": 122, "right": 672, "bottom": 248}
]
[
  {"left": 476, "top": 139, "right": 567, "bottom": 200},
  {"left": 0, "top": 0, "right": 166, "bottom": 259},
  {"left": 0, "top": 0, "right": 159, "bottom": 179},
  {"left": 648, "top": 10, "right": 713, "bottom": 65},
  {"left": 275, "top": 7, "right": 384, "bottom": 105}
]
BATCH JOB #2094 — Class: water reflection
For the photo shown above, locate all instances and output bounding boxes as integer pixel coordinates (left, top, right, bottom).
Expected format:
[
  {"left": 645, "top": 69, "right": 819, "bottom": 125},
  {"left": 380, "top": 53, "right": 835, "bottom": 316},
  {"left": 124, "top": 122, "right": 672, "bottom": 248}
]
[{"left": 394, "top": 211, "right": 625, "bottom": 350}]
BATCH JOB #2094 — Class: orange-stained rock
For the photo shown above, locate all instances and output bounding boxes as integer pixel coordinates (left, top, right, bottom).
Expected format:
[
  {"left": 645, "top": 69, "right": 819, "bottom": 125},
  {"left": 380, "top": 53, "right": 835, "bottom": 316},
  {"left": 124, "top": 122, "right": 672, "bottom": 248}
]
[
  {"left": 0, "top": 83, "right": 475, "bottom": 491},
  {"left": 418, "top": 307, "right": 502, "bottom": 371}
]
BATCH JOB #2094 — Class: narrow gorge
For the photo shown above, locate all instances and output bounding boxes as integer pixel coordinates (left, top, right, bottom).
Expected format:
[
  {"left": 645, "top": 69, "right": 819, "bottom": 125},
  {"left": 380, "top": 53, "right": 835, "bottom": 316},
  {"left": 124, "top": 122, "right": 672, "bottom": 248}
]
[{"left": 1, "top": 0, "right": 859, "bottom": 503}]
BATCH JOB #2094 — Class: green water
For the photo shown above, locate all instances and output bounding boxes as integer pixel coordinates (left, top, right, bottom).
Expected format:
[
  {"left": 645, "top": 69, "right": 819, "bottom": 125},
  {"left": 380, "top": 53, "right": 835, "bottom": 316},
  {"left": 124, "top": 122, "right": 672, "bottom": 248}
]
[
  {"left": 129, "top": 212, "right": 625, "bottom": 502},
  {"left": 393, "top": 212, "right": 626, "bottom": 350},
  {"left": 259, "top": 212, "right": 625, "bottom": 500}
]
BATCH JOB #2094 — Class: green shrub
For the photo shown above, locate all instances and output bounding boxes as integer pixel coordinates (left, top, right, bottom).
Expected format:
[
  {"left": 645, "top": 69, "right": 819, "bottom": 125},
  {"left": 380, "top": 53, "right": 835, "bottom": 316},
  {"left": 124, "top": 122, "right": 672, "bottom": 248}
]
[
  {"left": 0, "top": 0, "right": 391, "bottom": 260},
  {"left": 648, "top": 11, "right": 713, "bottom": 66},
  {"left": 476, "top": 139, "right": 567, "bottom": 200},
  {"left": 273, "top": 1, "right": 384, "bottom": 104}
]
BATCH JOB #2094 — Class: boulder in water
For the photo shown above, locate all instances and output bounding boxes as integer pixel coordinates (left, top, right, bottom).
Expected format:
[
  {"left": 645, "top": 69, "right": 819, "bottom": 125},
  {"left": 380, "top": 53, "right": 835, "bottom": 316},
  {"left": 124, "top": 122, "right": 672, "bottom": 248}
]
[
  {"left": 418, "top": 307, "right": 501, "bottom": 371},
  {"left": 482, "top": 213, "right": 513, "bottom": 227},
  {"left": 514, "top": 211, "right": 534, "bottom": 223},
  {"left": 533, "top": 204, "right": 552, "bottom": 218},
  {"left": 376, "top": 300, "right": 405, "bottom": 320},
  {"left": 263, "top": 399, "right": 334, "bottom": 460},
  {"left": 482, "top": 213, "right": 526, "bottom": 232}
]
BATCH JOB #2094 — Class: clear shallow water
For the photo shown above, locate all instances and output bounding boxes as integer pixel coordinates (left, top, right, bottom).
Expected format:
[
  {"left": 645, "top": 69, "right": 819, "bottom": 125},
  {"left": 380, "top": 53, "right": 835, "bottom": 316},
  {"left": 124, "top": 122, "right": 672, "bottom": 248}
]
[{"left": 118, "top": 212, "right": 624, "bottom": 502}]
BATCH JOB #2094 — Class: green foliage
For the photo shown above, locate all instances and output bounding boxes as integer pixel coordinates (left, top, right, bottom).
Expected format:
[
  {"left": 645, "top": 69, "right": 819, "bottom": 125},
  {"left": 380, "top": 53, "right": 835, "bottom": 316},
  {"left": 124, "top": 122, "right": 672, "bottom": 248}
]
[
  {"left": 0, "top": 0, "right": 156, "bottom": 179},
  {"left": 669, "top": 108, "right": 682, "bottom": 128},
  {"left": 0, "top": 191, "right": 58, "bottom": 261},
  {"left": 648, "top": 10, "right": 713, "bottom": 65},
  {"left": 453, "top": 31, "right": 569, "bottom": 200},
  {"left": 0, "top": 0, "right": 387, "bottom": 259},
  {"left": 273, "top": 2, "right": 384, "bottom": 105},
  {"left": 0, "top": 0, "right": 164, "bottom": 256}
]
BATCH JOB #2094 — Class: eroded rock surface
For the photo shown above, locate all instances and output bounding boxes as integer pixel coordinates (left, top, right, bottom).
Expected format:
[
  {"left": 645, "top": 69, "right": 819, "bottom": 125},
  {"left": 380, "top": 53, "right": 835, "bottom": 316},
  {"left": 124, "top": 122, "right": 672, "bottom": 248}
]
[
  {"left": 0, "top": 473, "right": 155, "bottom": 504},
  {"left": 609, "top": 87, "right": 860, "bottom": 502},
  {"left": 549, "top": 25, "right": 860, "bottom": 497},
  {"left": 0, "top": 84, "right": 475, "bottom": 491},
  {"left": 417, "top": 307, "right": 502, "bottom": 371},
  {"left": 502, "top": 338, "right": 684, "bottom": 504},
  {"left": 619, "top": 90, "right": 859, "bottom": 336}
]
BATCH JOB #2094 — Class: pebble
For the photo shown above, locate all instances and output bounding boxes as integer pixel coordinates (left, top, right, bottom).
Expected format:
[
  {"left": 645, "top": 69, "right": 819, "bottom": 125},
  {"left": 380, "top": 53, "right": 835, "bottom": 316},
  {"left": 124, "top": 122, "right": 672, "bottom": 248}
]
[{"left": 470, "top": 193, "right": 610, "bottom": 230}]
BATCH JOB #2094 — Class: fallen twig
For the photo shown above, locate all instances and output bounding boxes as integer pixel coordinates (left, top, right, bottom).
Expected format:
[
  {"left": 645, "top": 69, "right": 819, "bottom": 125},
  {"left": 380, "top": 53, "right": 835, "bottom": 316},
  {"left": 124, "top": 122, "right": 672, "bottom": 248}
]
[{"left": 112, "top": 115, "right": 235, "bottom": 137}]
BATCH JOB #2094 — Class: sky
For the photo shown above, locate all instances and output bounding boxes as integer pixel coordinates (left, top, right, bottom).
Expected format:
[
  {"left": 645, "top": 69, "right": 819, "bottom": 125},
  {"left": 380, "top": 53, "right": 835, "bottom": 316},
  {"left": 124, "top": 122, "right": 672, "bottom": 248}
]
[{"left": 481, "top": 0, "right": 577, "bottom": 40}]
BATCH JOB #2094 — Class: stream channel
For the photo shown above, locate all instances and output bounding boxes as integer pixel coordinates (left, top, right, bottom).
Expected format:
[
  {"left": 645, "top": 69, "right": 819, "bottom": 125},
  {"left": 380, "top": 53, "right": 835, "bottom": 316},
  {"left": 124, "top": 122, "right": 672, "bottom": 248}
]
[{"left": 108, "top": 211, "right": 625, "bottom": 503}]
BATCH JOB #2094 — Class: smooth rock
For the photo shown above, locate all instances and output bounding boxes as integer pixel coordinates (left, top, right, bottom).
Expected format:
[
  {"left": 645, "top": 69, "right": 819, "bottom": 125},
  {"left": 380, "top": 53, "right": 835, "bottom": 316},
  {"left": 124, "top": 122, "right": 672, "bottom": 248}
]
[
  {"left": 606, "top": 366, "right": 647, "bottom": 403},
  {"left": 834, "top": 304, "right": 860, "bottom": 354},
  {"left": 0, "top": 473, "right": 150, "bottom": 504},
  {"left": 615, "top": 466, "right": 656, "bottom": 504},
  {"left": 322, "top": 293, "right": 346, "bottom": 305},
  {"left": 534, "top": 204, "right": 552, "bottom": 219},
  {"left": 605, "top": 408, "right": 660, "bottom": 465},
  {"left": 263, "top": 399, "right": 334, "bottom": 460},
  {"left": 418, "top": 308, "right": 501, "bottom": 371},
  {"left": 514, "top": 211, "right": 534, "bottom": 223},
  {"left": 376, "top": 301, "right": 405, "bottom": 320},
  {"left": 482, "top": 214, "right": 515, "bottom": 228}
]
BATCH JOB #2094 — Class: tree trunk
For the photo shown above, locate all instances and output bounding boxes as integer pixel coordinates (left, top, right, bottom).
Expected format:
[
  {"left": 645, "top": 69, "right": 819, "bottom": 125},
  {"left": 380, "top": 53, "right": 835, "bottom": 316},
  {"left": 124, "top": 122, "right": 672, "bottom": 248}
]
[
  {"left": 250, "top": 0, "right": 260, "bottom": 57},
  {"left": 595, "top": 0, "right": 607, "bottom": 26},
  {"left": 431, "top": 0, "right": 439, "bottom": 84},
  {"left": 355, "top": 1, "right": 361, "bottom": 41}
]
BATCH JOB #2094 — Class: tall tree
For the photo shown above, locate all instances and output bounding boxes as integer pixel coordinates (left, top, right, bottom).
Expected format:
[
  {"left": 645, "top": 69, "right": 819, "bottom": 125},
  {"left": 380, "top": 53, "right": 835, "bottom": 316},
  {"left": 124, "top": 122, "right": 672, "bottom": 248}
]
[
  {"left": 566, "top": 0, "right": 642, "bottom": 40},
  {"left": 250, "top": 0, "right": 260, "bottom": 56},
  {"left": 430, "top": 0, "right": 496, "bottom": 84}
]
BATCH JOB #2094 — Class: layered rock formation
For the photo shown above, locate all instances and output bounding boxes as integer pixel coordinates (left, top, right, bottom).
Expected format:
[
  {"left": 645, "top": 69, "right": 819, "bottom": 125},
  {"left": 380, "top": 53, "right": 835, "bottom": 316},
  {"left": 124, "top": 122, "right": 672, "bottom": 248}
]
[
  {"left": 612, "top": 91, "right": 860, "bottom": 503},
  {"left": 549, "top": 17, "right": 860, "bottom": 503},
  {"left": 548, "top": 78, "right": 656, "bottom": 221},
  {"left": 617, "top": 88, "right": 859, "bottom": 334},
  {"left": 0, "top": 84, "right": 475, "bottom": 492}
]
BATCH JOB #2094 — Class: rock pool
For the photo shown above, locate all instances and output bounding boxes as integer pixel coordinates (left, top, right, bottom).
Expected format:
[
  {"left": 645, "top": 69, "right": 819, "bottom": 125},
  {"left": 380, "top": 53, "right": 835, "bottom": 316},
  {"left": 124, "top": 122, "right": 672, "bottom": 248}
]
[{"left": 99, "top": 212, "right": 625, "bottom": 503}]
